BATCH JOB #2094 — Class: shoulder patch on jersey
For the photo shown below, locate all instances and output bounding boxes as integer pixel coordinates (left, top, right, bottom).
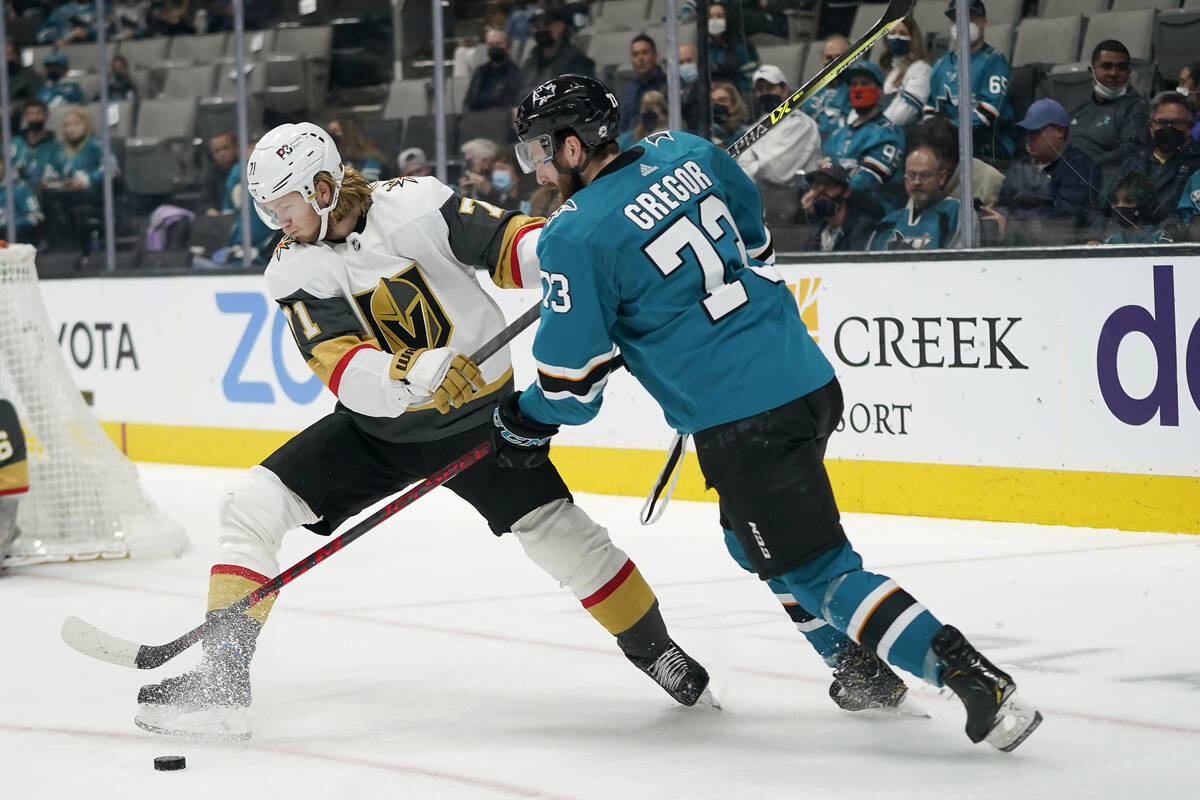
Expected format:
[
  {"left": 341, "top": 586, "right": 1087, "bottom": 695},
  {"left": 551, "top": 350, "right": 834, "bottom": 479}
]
[
  {"left": 547, "top": 199, "right": 578, "bottom": 222},
  {"left": 380, "top": 176, "right": 419, "bottom": 192},
  {"left": 273, "top": 234, "right": 297, "bottom": 261},
  {"left": 643, "top": 131, "right": 675, "bottom": 146}
]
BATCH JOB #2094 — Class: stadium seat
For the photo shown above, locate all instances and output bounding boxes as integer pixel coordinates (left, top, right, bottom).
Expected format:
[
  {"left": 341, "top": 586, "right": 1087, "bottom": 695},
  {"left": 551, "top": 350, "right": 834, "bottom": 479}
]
[
  {"left": 443, "top": 75, "right": 473, "bottom": 115},
  {"left": 1153, "top": 10, "right": 1200, "bottom": 79},
  {"left": 458, "top": 109, "right": 515, "bottom": 146},
  {"left": 193, "top": 96, "right": 265, "bottom": 141},
  {"left": 912, "top": 0, "right": 949, "bottom": 44},
  {"left": 984, "top": 0, "right": 1023, "bottom": 25},
  {"left": 1080, "top": 9, "right": 1156, "bottom": 61},
  {"left": 59, "top": 41, "right": 100, "bottom": 72},
  {"left": 383, "top": 79, "right": 431, "bottom": 120},
  {"left": 72, "top": 71, "right": 101, "bottom": 101},
  {"left": 756, "top": 43, "right": 806, "bottom": 86},
  {"left": 1039, "top": 0, "right": 1106, "bottom": 17},
  {"left": 1039, "top": 65, "right": 1095, "bottom": 112},
  {"left": 1011, "top": 15, "right": 1083, "bottom": 67},
  {"left": 983, "top": 22, "right": 1014, "bottom": 61},
  {"left": 360, "top": 118, "right": 405, "bottom": 169},
  {"left": 1008, "top": 63, "right": 1043, "bottom": 123},
  {"left": 214, "top": 61, "right": 268, "bottom": 96},
  {"left": 587, "top": 29, "right": 639, "bottom": 70},
  {"left": 89, "top": 100, "right": 135, "bottom": 139},
  {"left": 849, "top": 3, "right": 888, "bottom": 40},
  {"left": 1185, "top": 0, "right": 1200, "bottom": 8},
  {"left": 802, "top": 43, "right": 824, "bottom": 85},
  {"left": 640, "top": 21, "right": 697, "bottom": 49},
  {"left": 117, "top": 37, "right": 170, "bottom": 68},
  {"left": 159, "top": 64, "right": 217, "bottom": 99},
  {"left": 400, "top": 114, "right": 460, "bottom": 162},
  {"left": 274, "top": 26, "right": 333, "bottom": 109},
  {"left": 584, "top": 0, "right": 652, "bottom": 33},
  {"left": 121, "top": 140, "right": 191, "bottom": 196},
  {"left": 167, "top": 33, "right": 229, "bottom": 63},
  {"left": 263, "top": 55, "right": 307, "bottom": 113},
  {"left": 135, "top": 99, "right": 196, "bottom": 140},
  {"left": 1111, "top": 0, "right": 1180, "bottom": 10}
]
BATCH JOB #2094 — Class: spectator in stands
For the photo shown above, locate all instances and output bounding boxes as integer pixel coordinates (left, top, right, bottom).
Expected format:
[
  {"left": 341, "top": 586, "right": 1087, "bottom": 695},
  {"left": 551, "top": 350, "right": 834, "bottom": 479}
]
[
  {"left": 201, "top": 0, "right": 268, "bottom": 32},
  {"left": 5, "top": 38, "right": 43, "bottom": 115},
  {"left": 802, "top": 35, "right": 851, "bottom": 137},
  {"left": 520, "top": 6, "right": 594, "bottom": 97},
  {"left": 0, "top": 158, "right": 44, "bottom": 244},
  {"left": 202, "top": 131, "right": 237, "bottom": 216},
  {"left": 710, "top": 81, "right": 750, "bottom": 147},
  {"left": 923, "top": 0, "right": 1014, "bottom": 159},
  {"left": 677, "top": 43, "right": 706, "bottom": 135},
  {"left": 36, "top": 2, "right": 97, "bottom": 45},
  {"left": 221, "top": 156, "right": 275, "bottom": 266},
  {"left": 465, "top": 28, "right": 524, "bottom": 113},
  {"left": 619, "top": 91, "right": 669, "bottom": 150},
  {"left": 41, "top": 105, "right": 108, "bottom": 250},
  {"left": 328, "top": 116, "right": 386, "bottom": 182},
  {"left": 707, "top": 1, "right": 758, "bottom": 92},
  {"left": 744, "top": 0, "right": 790, "bottom": 40},
  {"left": 144, "top": 0, "right": 196, "bottom": 36},
  {"left": 398, "top": 147, "right": 432, "bottom": 178},
  {"left": 738, "top": 64, "right": 822, "bottom": 187},
  {"left": 1177, "top": 170, "right": 1200, "bottom": 226},
  {"left": 912, "top": 116, "right": 1004, "bottom": 206},
  {"left": 459, "top": 137, "right": 507, "bottom": 204},
  {"left": 869, "top": 143, "right": 978, "bottom": 250},
  {"left": 111, "top": 0, "right": 150, "bottom": 39},
  {"left": 488, "top": 151, "right": 525, "bottom": 211},
  {"left": 879, "top": 15, "right": 931, "bottom": 129},
  {"left": 1068, "top": 40, "right": 1148, "bottom": 170},
  {"left": 505, "top": 1, "right": 535, "bottom": 63},
  {"left": 620, "top": 34, "right": 667, "bottom": 133},
  {"left": 1176, "top": 61, "right": 1200, "bottom": 142},
  {"left": 823, "top": 61, "right": 906, "bottom": 199},
  {"left": 797, "top": 158, "right": 885, "bottom": 252},
  {"left": 103, "top": 54, "right": 139, "bottom": 113},
  {"left": 37, "top": 52, "right": 84, "bottom": 108},
  {"left": 11, "top": 99, "right": 59, "bottom": 187},
  {"left": 1121, "top": 92, "right": 1200, "bottom": 221},
  {"left": 998, "top": 99, "right": 1100, "bottom": 224},
  {"left": 1088, "top": 170, "right": 1172, "bottom": 245}
]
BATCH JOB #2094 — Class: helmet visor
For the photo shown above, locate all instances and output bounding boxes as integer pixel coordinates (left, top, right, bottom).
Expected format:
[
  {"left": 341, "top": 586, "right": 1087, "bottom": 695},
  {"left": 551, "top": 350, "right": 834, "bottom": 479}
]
[
  {"left": 515, "top": 133, "right": 555, "bottom": 174},
  {"left": 252, "top": 197, "right": 281, "bottom": 230}
]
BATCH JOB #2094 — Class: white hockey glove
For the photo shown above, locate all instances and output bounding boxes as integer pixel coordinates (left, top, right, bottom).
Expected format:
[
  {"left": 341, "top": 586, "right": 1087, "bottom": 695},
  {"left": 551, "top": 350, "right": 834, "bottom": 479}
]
[{"left": 388, "top": 347, "right": 483, "bottom": 414}]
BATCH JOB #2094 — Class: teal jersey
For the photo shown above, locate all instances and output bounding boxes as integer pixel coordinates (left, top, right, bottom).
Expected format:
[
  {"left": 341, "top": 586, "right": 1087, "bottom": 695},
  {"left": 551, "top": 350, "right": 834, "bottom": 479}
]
[
  {"left": 518, "top": 130, "right": 834, "bottom": 434},
  {"left": 1103, "top": 225, "right": 1173, "bottom": 245},
  {"left": 1177, "top": 170, "right": 1200, "bottom": 224},
  {"left": 52, "top": 136, "right": 106, "bottom": 189},
  {"left": 802, "top": 84, "right": 851, "bottom": 137},
  {"left": 823, "top": 115, "right": 906, "bottom": 191},
  {"left": 925, "top": 44, "right": 1015, "bottom": 157},
  {"left": 869, "top": 195, "right": 963, "bottom": 251},
  {"left": 10, "top": 134, "right": 61, "bottom": 184}
]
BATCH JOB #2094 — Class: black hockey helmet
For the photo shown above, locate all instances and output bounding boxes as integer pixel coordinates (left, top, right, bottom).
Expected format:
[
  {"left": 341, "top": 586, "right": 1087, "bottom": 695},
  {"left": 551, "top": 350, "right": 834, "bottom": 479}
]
[{"left": 513, "top": 74, "right": 621, "bottom": 174}]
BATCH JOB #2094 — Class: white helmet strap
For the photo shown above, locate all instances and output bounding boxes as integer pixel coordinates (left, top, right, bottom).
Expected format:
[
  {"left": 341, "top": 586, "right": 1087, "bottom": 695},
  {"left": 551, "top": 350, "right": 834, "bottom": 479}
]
[{"left": 313, "top": 179, "right": 341, "bottom": 241}]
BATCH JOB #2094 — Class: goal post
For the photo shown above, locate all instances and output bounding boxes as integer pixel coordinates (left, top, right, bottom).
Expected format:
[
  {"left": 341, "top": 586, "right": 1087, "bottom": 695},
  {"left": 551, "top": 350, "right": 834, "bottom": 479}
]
[{"left": 0, "top": 243, "right": 188, "bottom": 566}]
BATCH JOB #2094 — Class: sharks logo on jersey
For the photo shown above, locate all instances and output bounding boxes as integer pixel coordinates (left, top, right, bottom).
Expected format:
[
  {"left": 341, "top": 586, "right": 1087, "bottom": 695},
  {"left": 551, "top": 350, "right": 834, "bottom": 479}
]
[{"left": 360, "top": 266, "right": 453, "bottom": 353}]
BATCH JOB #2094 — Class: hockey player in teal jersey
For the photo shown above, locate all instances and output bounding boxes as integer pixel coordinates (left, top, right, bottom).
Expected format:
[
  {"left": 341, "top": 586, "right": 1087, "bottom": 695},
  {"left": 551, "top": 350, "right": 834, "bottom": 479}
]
[
  {"left": 923, "top": 0, "right": 1015, "bottom": 159},
  {"left": 493, "top": 74, "right": 1043, "bottom": 751}
]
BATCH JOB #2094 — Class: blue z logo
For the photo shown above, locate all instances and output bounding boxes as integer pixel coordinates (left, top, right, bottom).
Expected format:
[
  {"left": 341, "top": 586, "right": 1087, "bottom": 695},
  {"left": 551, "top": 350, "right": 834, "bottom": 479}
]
[{"left": 216, "top": 292, "right": 323, "bottom": 405}]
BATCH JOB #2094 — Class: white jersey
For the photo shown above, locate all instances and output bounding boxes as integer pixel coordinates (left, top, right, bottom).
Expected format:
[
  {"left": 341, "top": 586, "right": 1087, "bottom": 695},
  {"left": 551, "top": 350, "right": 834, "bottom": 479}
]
[{"left": 267, "top": 176, "right": 544, "bottom": 443}]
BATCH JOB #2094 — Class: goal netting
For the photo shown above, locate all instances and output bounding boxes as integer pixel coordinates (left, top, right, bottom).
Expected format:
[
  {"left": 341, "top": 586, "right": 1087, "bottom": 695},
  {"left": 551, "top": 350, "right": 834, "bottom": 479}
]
[{"left": 0, "top": 244, "right": 189, "bottom": 565}]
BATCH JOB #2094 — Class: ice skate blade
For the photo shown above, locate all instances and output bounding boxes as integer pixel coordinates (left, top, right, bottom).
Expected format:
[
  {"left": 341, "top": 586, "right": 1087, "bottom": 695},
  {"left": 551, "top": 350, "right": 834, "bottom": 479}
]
[
  {"left": 135, "top": 704, "right": 251, "bottom": 742},
  {"left": 984, "top": 693, "right": 1042, "bottom": 752},
  {"left": 695, "top": 687, "right": 722, "bottom": 711}
]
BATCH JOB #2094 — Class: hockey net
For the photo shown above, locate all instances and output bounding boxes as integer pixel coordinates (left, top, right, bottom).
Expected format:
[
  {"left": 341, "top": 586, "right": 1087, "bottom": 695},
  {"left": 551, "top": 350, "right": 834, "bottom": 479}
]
[{"left": 0, "top": 244, "right": 188, "bottom": 565}]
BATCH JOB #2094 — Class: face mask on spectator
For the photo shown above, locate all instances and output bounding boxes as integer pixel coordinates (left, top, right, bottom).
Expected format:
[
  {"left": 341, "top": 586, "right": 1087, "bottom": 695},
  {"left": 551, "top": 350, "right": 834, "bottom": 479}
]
[
  {"left": 757, "top": 93, "right": 782, "bottom": 115},
  {"left": 709, "top": 18, "right": 727, "bottom": 36},
  {"left": 712, "top": 103, "right": 730, "bottom": 126},
  {"left": 641, "top": 109, "right": 660, "bottom": 130},
  {"left": 1112, "top": 206, "right": 1141, "bottom": 228},
  {"left": 1153, "top": 124, "right": 1187, "bottom": 154},
  {"left": 533, "top": 29, "right": 555, "bottom": 48},
  {"left": 680, "top": 63, "right": 698, "bottom": 83},
  {"left": 812, "top": 195, "right": 844, "bottom": 220},
  {"left": 488, "top": 47, "right": 507, "bottom": 63},
  {"left": 885, "top": 35, "right": 911, "bottom": 55},
  {"left": 26, "top": 120, "right": 45, "bottom": 133},
  {"left": 1175, "top": 86, "right": 1190, "bottom": 97},
  {"left": 948, "top": 22, "right": 981, "bottom": 45},
  {"left": 849, "top": 85, "right": 881, "bottom": 110},
  {"left": 1093, "top": 80, "right": 1128, "bottom": 100},
  {"left": 491, "top": 169, "right": 514, "bottom": 192}
]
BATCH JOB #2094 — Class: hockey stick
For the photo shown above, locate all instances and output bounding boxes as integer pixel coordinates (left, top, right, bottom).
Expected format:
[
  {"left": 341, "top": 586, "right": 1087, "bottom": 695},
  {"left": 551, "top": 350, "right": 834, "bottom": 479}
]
[
  {"left": 725, "top": 0, "right": 916, "bottom": 161},
  {"left": 61, "top": 303, "right": 543, "bottom": 670}
]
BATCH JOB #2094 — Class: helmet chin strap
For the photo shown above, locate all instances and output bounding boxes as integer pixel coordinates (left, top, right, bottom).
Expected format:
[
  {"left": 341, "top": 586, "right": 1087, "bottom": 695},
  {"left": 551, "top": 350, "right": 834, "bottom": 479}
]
[
  {"left": 552, "top": 144, "right": 598, "bottom": 195},
  {"left": 311, "top": 185, "right": 341, "bottom": 241}
]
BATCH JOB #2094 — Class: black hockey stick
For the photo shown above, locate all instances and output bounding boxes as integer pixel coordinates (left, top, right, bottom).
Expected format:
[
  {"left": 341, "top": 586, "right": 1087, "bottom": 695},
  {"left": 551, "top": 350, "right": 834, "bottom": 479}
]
[
  {"left": 61, "top": 303, "right": 543, "bottom": 670},
  {"left": 725, "top": 0, "right": 916, "bottom": 161}
]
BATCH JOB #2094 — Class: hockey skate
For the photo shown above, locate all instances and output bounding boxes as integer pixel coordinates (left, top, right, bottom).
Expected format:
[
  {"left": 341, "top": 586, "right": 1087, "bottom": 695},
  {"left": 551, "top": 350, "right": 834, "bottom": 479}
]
[
  {"left": 134, "top": 611, "right": 260, "bottom": 741},
  {"left": 932, "top": 625, "right": 1043, "bottom": 752},
  {"left": 828, "top": 642, "right": 909, "bottom": 712},
  {"left": 626, "top": 640, "right": 717, "bottom": 708}
]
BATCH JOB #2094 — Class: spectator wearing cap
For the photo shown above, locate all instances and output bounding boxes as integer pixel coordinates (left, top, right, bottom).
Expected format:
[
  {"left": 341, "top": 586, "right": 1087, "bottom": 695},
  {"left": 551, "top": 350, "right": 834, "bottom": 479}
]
[
  {"left": 998, "top": 99, "right": 1100, "bottom": 223},
  {"left": 823, "top": 61, "right": 907, "bottom": 197},
  {"left": 398, "top": 147, "right": 432, "bottom": 177},
  {"left": 879, "top": 15, "right": 932, "bottom": 128},
  {"left": 1120, "top": 92, "right": 1200, "bottom": 221},
  {"left": 707, "top": 1, "right": 759, "bottom": 93},
  {"left": 620, "top": 34, "right": 667, "bottom": 133},
  {"left": 737, "top": 64, "right": 822, "bottom": 187},
  {"left": 923, "top": 0, "right": 1015, "bottom": 159},
  {"left": 36, "top": 52, "right": 85, "bottom": 108},
  {"left": 11, "top": 99, "right": 60, "bottom": 189},
  {"left": 1088, "top": 170, "right": 1173, "bottom": 245},
  {"left": 1068, "top": 40, "right": 1148, "bottom": 170},
  {"left": 869, "top": 144, "right": 979, "bottom": 250},
  {"left": 464, "top": 28, "right": 524, "bottom": 113},
  {"left": 797, "top": 158, "right": 886, "bottom": 252},
  {"left": 519, "top": 6, "right": 595, "bottom": 97},
  {"left": 802, "top": 35, "right": 852, "bottom": 137}
]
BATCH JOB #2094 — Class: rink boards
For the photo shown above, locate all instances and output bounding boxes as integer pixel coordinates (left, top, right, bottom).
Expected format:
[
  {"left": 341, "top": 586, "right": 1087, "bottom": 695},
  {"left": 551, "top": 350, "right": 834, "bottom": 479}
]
[{"left": 35, "top": 254, "right": 1200, "bottom": 534}]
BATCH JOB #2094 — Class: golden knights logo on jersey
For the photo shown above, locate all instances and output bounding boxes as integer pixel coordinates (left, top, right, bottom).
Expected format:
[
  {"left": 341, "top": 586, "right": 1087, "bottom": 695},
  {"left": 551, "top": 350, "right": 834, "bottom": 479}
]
[{"left": 356, "top": 265, "right": 453, "bottom": 353}]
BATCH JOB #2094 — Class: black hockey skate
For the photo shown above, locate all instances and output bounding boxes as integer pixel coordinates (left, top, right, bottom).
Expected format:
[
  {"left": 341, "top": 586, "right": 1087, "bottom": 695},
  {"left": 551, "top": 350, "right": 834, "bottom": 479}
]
[
  {"left": 829, "top": 642, "right": 909, "bottom": 712},
  {"left": 932, "top": 625, "right": 1043, "bottom": 752},
  {"left": 135, "top": 610, "right": 261, "bottom": 741},
  {"left": 626, "top": 640, "right": 715, "bottom": 708}
]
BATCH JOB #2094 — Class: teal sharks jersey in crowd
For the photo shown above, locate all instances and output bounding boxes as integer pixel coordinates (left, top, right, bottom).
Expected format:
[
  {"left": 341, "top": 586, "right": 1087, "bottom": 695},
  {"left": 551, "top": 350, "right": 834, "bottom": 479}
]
[{"left": 518, "top": 130, "right": 834, "bottom": 434}]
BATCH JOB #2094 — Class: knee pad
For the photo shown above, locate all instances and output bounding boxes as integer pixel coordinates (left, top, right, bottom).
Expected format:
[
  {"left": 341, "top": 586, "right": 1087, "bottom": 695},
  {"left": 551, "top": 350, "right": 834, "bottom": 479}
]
[
  {"left": 511, "top": 498, "right": 627, "bottom": 600},
  {"left": 217, "top": 465, "right": 319, "bottom": 577}
]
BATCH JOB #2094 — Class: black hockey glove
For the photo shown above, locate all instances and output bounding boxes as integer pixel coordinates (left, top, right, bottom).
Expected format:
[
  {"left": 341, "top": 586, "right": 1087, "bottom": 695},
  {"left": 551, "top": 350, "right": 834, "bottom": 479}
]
[{"left": 491, "top": 391, "right": 559, "bottom": 469}]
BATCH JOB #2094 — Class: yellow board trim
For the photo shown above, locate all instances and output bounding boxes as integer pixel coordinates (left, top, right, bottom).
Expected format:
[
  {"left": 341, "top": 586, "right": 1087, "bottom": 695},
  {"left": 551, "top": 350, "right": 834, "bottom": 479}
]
[{"left": 99, "top": 422, "right": 1200, "bottom": 535}]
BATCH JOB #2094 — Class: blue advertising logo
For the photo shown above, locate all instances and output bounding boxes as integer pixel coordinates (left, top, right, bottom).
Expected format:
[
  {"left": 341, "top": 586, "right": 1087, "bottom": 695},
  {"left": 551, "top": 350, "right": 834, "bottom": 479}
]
[
  {"left": 1096, "top": 265, "right": 1200, "bottom": 426},
  {"left": 216, "top": 292, "right": 323, "bottom": 405}
]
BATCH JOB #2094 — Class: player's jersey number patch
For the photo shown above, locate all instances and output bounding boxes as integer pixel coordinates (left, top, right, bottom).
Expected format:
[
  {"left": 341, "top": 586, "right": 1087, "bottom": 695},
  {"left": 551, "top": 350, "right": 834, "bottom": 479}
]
[
  {"left": 642, "top": 194, "right": 749, "bottom": 323},
  {"left": 540, "top": 270, "right": 572, "bottom": 313}
]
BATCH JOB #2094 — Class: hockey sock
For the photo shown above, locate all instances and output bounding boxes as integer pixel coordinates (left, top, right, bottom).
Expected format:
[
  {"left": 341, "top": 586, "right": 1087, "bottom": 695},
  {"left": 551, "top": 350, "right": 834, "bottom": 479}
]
[
  {"left": 776, "top": 543, "right": 945, "bottom": 685},
  {"left": 723, "top": 528, "right": 848, "bottom": 667},
  {"left": 207, "top": 564, "right": 279, "bottom": 627}
]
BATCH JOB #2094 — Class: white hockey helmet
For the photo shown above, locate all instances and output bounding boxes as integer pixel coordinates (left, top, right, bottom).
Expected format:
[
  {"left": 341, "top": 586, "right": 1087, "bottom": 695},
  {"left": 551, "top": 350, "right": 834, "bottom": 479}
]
[{"left": 246, "top": 122, "right": 344, "bottom": 240}]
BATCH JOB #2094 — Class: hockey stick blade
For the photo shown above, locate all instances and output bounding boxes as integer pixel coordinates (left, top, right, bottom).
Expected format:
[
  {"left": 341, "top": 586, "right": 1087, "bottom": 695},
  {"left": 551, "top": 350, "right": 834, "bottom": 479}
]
[
  {"left": 726, "top": 0, "right": 915, "bottom": 160},
  {"left": 60, "top": 305, "right": 543, "bottom": 670}
]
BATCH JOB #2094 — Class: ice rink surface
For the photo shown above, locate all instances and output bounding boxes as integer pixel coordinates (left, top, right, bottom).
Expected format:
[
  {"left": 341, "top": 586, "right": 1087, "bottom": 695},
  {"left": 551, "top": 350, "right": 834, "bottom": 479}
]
[{"left": 3, "top": 463, "right": 1197, "bottom": 799}]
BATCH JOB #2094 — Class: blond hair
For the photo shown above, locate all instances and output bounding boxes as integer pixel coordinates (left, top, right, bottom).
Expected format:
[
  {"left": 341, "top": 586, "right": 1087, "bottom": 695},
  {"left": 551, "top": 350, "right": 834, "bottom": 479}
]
[
  {"left": 317, "top": 166, "right": 374, "bottom": 226},
  {"left": 61, "top": 105, "right": 95, "bottom": 157}
]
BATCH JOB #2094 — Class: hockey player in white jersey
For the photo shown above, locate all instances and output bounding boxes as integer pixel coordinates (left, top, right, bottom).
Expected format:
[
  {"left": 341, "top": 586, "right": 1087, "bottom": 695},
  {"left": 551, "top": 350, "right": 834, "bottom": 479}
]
[{"left": 134, "top": 123, "right": 711, "bottom": 740}]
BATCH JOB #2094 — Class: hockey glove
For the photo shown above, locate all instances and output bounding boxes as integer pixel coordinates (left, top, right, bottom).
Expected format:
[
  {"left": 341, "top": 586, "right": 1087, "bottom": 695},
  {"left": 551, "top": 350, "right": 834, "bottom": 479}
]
[
  {"left": 388, "top": 347, "right": 483, "bottom": 414},
  {"left": 491, "top": 391, "right": 559, "bottom": 469}
]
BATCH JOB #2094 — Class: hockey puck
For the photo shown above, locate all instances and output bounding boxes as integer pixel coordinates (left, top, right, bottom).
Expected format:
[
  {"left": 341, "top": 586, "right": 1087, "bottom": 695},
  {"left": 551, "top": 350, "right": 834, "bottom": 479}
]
[{"left": 153, "top": 755, "right": 186, "bottom": 771}]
